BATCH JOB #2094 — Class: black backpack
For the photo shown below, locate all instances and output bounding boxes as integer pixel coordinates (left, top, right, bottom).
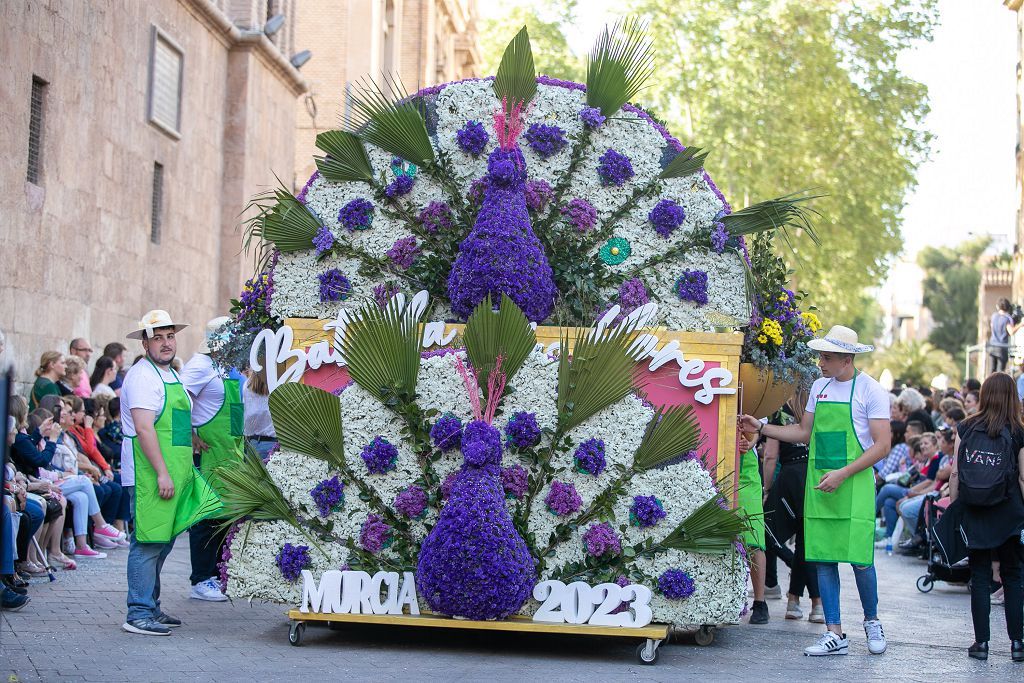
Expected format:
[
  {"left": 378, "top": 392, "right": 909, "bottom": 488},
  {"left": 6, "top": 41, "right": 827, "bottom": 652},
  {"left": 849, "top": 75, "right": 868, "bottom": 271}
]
[{"left": 957, "top": 423, "right": 1018, "bottom": 507}]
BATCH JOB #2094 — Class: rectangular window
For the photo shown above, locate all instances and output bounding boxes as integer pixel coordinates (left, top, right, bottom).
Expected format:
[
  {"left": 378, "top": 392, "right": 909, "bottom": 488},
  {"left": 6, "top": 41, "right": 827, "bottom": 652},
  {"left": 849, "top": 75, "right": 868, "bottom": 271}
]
[
  {"left": 147, "top": 27, "right": 183, "bottom": 137},
  {"left": 27, "top": 76, "right": 46, "bottom": 184},
  {"left": 150, "top": 162, "right": 164, "bottom": 244}
]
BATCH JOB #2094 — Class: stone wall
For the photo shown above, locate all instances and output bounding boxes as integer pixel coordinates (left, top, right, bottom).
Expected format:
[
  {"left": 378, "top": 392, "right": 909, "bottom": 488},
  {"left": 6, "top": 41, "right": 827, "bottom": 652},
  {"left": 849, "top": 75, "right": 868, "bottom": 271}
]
[{"left": 0, "top": 0, "right": 305, "bottom": 390}]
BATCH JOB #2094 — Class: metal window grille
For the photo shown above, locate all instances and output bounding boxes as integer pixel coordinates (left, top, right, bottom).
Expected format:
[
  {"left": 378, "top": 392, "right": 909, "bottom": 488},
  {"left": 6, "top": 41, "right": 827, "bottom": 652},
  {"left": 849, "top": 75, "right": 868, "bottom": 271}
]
[
  {"left": 148, "top": 28, "right": 183, "bottom": 135},
  {"left": 27, "top": 77, "right": 45, "bottom": 184},
  {"left": 150, "top": 162, "right": 164, "bottom": 244}
]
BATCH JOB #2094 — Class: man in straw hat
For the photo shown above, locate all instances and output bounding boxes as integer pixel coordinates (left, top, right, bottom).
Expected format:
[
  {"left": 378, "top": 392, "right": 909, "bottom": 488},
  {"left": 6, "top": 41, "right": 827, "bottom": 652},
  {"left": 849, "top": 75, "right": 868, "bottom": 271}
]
[
  {"left": 180, "top": 316, "right": 242, "bottom": 603},
  {"left": 740, "top": 325, "right": 892, "bottom": 657},
  {"left": 120, "top": 310, "right": 221, "bottom": 636}
]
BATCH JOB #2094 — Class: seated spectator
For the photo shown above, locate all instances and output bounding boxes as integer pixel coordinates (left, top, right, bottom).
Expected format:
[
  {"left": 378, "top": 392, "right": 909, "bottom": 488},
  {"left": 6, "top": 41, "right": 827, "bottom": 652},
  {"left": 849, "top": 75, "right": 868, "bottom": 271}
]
[
  {"left": 875, "top": 433, "right": 937, "bottom": 546},
  {"left": 90, "top": 356, "right": 117, "bottom": 399},
  {"left": 897, "top": 432, "right": 952, "bottom": 552},
  {"left": 98, "top": 397, "right": 123, "bottom": 468},
  {"left": 905, "top": 420, "right": 926, "bottom": 439},
  {"left": 944, "top": 407, "right": 966, "bottom": 433},
  {"left": 875, "top": 421, "right": 913, "bottom": 482},
  {"left": 895, "top": 387, "right": 936, "bottom": 431},
  {"left": 29, "top": 351, "right": 66, "bottom": 410},
  {"left": 68, "top": 338, "right": 94, "bottom": 398},
  {"left": 102, "top": 342, "right": 128, "bottom": 394},
  {"left": 964, "top": 390, "right": 980, "bottom": 416},
  {"left": 1, "top": 502, "right": 30, "bottom": 610},
  {"left": 59, "top": 356, "right": 86, "bottom": 397}
]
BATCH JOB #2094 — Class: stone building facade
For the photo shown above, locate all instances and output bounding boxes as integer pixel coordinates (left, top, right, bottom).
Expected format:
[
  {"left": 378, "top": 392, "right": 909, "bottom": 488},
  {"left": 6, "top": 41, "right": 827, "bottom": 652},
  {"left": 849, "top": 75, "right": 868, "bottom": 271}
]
[
  {"left": 0, "top": 0, "right": 306, "bottom": 387},
  {"left": 292, "top": 0, "right": 480, "bottom": 185}
]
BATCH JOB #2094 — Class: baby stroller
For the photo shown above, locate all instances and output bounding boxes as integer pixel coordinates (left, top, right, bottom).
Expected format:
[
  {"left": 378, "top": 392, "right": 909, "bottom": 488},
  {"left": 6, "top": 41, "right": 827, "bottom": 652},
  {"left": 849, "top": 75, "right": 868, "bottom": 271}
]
[{"left": 916, "top": 492, "right": 971, "bottom": 593}]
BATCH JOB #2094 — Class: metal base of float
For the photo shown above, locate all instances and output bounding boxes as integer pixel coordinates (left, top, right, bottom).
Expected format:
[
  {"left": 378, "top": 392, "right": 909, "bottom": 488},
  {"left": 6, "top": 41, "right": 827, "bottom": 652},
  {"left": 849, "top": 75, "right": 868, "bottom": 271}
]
[{"left": 286, "top": 609, "right": 672, "bottom": 664}]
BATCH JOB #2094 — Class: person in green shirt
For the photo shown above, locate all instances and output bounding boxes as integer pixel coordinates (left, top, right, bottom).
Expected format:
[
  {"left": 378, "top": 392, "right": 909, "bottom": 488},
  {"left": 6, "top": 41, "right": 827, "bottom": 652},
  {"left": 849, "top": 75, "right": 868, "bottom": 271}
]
[{"left": 29, "top": 351, "right": 66, "bottom": 410}]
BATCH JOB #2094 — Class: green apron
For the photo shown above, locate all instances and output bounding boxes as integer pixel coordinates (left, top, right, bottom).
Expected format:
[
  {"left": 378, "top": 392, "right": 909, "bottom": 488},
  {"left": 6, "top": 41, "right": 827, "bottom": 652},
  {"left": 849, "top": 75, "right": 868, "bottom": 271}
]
[
  {"left": 804, "top": 371, "right": 875, "bottom": 565},
  {"left": 737, "top": 448, "right": 765, "bottom": 550},
  {"left": 195, "top": 375, "right": 244, "bottom": 499},
  {"left": 130, "top": 360, "right": 222, "bottom": 543}
]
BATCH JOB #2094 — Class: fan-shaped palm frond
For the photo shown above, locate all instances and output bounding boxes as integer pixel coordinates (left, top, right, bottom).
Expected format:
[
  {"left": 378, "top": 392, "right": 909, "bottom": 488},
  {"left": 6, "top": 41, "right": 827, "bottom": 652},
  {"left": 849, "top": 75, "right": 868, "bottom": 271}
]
[
  {"left": 722, "top": 190, "right": 824, "bottom": 248},
  {"left": 493, "top": 26, "right": 537, "bottom": 110},
  {"left": 463, "top": 294, "right": 537, "bottom": 398},
  {"left": 348, "top": 75, "right": 435, "bottom": 169},
  {"left": 314, "top": 130, "right": 375, "bottom": 183},
  {"left": 213, "top": 445, "right": 299, "bottom": 529},
  {"left": 340, "top": 300, "right": 423, "bottom": 405},
  {"left": 268, "top": 383, "right": 345, "bottom": 469},
  {"left": 243, "top": 178, "right": 323, "bottom": 254},
  {"left": 659, "top": 495, "right": 750, "bottom": 554},
  {"left": 659, "top": 146, "right": 710, "bottom": 180},
  {"left": 586, "top": 17, "right": 655, "bottom": 117},
  {"left": 633, "top": 404, "right": 702, "bottom": 471}
]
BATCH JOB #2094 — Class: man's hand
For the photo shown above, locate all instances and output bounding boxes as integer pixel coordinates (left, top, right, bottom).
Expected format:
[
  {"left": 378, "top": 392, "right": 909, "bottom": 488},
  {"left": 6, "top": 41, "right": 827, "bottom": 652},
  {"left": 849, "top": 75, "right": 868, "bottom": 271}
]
[
  {"left": 737, "top": 414, "right": 762, "bottom": 435},
  {"left": 157, "top": 473, "right": 175, "bottom": 500},
  {"left": 815, "top": 468, "right": 849, "bottom": 493},
  {"left": 193, "top": 433, "right": 210, "bottom": 453},
  {"left": 737, "top": 432, "right": 754, "bottom": 453}
]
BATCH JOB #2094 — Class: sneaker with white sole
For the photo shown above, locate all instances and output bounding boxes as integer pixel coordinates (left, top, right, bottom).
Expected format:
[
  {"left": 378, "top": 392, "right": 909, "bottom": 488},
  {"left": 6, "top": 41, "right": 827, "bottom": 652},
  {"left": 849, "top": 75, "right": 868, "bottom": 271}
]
[
  {"left": 190, "top": 578, "right": 228, "bottom": 602},
  {"left": 808, "top": 604, "right": 825, "bottom": 623},
  {"left": 93, "top": 534, "right": 120, "bottom": 549},
  {"left": 94, "top": 524, "right": 124, "bottom": 540},
  {"left": 123, "top": 618, "right": 171, "bottom": 636},
  {"left": 785, "top": 602, "right": 803, "bottom": 620},
  {"left": 864, "top": 619, "right": 887, "bottom": 654},
  {"left": 804, "top": 631, "right": 849, "bottom": 656}
]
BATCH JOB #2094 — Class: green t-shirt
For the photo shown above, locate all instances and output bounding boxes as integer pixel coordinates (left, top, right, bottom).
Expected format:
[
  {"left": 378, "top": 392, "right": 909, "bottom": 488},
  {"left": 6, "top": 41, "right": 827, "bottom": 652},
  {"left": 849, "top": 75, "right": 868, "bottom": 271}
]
[{"left": 29, "top": 377, "right": 61, "bottom": 411}]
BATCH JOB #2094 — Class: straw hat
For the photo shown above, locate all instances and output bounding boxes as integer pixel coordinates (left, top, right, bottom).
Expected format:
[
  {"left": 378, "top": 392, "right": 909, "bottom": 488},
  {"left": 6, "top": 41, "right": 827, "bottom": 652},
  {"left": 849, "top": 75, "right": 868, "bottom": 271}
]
[
  {"left": 126, "top": 310, "right": 189, "bottom": 340},
  {"left": 198, "top": 316, "right": 231, "bottom": 354},
  {"left": 806, "top": 325, "right": 874, "bottom": 354}
]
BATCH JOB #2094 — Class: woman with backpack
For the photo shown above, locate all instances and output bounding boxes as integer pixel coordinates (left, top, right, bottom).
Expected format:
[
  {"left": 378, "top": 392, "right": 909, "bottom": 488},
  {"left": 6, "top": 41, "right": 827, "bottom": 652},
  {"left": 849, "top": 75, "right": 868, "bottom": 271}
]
[{"left": 950, "top": 372, "right": 1024, "bottom": 662}]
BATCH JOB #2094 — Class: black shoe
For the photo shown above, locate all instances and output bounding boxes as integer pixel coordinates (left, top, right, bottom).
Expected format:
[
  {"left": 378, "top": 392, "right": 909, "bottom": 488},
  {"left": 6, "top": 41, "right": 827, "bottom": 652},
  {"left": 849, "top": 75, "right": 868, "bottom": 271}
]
[
  {"left": 1, "top": 578, "right": 27, "bottom": 596},
  {"left": 122, "top": 618, "right": 171, "bottom": 636},
  {"left": 155, "top": 612, "right": 182, "bottom": 628},
  {"left": 3, "top": 573, "right": 29, "bottom": 589},
  {"left": 968, "top": 642, "right": 989, "bottom": 660},
  {"left": 1, "top": 586, "right": 30, "bottom": 611},
  {"left": 749, "top": 600, "right": 769, "bottom": 625},
  {"left": 1012, "top": 640, "right": 1024, "bottom": 663}
]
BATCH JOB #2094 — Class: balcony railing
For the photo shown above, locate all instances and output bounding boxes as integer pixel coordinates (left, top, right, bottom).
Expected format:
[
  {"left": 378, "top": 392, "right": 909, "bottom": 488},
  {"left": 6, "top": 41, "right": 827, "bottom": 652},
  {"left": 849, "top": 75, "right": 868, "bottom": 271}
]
[{"left": 982, "top": 268, "right": 1013, "bottom": 287}]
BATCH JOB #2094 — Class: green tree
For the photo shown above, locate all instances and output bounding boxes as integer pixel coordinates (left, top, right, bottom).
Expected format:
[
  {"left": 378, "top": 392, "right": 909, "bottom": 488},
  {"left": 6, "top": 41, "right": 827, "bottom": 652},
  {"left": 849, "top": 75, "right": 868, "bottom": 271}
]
[
  {"left": 865, "top": 340, "right": 957, "bottom": 388},
  {"left": 918, "top": 236, "right": 990, "bottom": 359},
  {"left": 479, "top": 1, "right": 585, "bottom": 81}
]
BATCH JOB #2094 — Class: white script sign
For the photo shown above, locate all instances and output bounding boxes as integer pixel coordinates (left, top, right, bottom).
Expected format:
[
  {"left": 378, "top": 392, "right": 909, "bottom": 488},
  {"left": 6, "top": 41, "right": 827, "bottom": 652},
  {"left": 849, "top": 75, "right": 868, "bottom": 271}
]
[{"left": 300, "top": 569, "right": 419, "bottom": 616}]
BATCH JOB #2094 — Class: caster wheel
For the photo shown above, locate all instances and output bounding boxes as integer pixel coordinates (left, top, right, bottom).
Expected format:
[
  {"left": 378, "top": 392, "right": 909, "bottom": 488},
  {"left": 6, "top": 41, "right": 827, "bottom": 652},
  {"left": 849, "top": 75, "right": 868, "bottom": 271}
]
[
  {"left": 288, "top": 621, "right": 306, "bottom": 646},
  {"left": 916, "top": 576, "right": 934, "bottom": 593},
  {"left": 636, "top": 641, "right": 659, "bottom": 665},
  {"left": 694, "top": 625, "right": 715, "bottom": 646}
]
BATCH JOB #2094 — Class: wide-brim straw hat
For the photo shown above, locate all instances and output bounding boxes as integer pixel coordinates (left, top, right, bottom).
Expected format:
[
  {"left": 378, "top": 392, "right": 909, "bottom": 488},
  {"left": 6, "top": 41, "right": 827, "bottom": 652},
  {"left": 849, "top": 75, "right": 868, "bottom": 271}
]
[
  {"left": 806, "top": 325, "right": 874, "bottom": 354},
  {"left": 198, "top": 316, "right": 231, "bottom": 354},
  {"left": 126, "top": 310, "right": 189, "bottom": 340}
]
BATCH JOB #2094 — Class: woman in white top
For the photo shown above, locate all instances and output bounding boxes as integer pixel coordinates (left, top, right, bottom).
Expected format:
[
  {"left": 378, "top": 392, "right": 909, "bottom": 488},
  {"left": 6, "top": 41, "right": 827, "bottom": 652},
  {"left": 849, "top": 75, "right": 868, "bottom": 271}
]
[
  {"left": 89, "top": 357, "right": 117, "bottom": 399},
  {"left": 243, "top": 366, "right": 277, "bottom": 459}
]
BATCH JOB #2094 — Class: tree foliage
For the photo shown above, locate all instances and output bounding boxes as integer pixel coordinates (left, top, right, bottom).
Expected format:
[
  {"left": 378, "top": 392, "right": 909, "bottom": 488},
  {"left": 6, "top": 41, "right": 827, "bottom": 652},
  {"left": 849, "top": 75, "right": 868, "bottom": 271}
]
[
  {"left": 479, "top": 1, "right": 585, "bottom": 81},
  {"left": 865, "top": 340, "right": 957, "bottom": 388},
  {"left": 918, "top": 236, "right": 990, "bottom": 359}
]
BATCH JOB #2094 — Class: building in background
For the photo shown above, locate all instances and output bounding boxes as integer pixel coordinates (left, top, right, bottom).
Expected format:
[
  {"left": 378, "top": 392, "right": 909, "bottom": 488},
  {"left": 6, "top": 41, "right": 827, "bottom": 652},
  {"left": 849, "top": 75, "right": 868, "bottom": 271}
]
[
  {"left": 878, "top": 259, "right": 933, "bottom": 347},
  {"left": 0, "top": 0, "right": 306, "bottom": 388},
  {"left": 292, "top": 0, "right": 480, "bottom": 185}
]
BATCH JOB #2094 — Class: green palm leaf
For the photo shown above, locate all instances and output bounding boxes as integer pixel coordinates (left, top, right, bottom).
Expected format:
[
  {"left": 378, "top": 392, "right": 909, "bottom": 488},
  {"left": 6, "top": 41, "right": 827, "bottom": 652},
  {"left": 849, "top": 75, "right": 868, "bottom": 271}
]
[
  {"left": 721, "top": 190, "right": 824, "bottom": 248},
  {"left": 348, "top": 75, "right": 435, "bottom": 169},
  {"left": 586, "top": 17, "right": 655, "bottom": 117},
  {"left": 659, "top": 146, "right": 710, "bottom": 179},
  {"left": 659, "top": 495, "right": 750, "bottom": 554},
  {"left": 268, "top": 382, "right": 345, "bottom": 470},
  {"left": 493, "top": 26, "right": 537, "bottom": 110},
  {"left": 213, "top": 445, "right": 299, "bottom": 528},
  {"left": 463, "top": 294, "right": 537, "bottom": 398},
  {"left": 633, "top": 404, "right": 702, "bottom": 470},
  {"left": 556, "top": 318, "right": 646, "bottom": 433},
  {"left": 340, "top": 300, "right": 423, "bottom": 405},
  {"left": 315, "top": 130, "right": 374, "bottom": 183},
  {"left": 244, "top": 179, "right": 323, "bottom": 254}
]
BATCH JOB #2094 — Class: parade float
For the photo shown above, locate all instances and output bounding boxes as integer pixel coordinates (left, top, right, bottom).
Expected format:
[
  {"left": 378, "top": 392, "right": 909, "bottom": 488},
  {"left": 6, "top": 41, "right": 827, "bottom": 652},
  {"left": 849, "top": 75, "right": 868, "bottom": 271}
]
[{"left": 211, "top": 22, "right": 821, "bottom": 664}]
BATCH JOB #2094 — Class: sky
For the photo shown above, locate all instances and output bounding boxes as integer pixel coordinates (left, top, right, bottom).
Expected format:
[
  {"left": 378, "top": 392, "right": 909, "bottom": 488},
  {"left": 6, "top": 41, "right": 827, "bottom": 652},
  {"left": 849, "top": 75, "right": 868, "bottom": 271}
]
[{"left": 481, "top": 0, "right": 1020, "bottom": 269}]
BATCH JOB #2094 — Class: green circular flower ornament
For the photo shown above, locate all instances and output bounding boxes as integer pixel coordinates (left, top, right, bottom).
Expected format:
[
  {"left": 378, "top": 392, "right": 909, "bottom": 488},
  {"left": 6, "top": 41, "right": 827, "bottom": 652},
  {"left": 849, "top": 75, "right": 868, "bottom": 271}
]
[{"left": 599, "top": 237, "right": 632, "bottom": 266}]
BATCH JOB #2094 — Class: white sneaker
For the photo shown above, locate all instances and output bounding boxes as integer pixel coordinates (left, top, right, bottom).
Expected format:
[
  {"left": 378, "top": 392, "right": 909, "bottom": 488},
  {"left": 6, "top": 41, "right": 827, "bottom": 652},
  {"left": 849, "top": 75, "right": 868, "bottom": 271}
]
[
  {"left": 785, "top": 601, "right": 803, "bottom": 620},
  {"left": 874, "top": 537, "right": 891, "bottom": 549},
  {"left": 748, "top": 584, "right": 782, "bottom": 599},
  {"left": 808, "top": 604, "right": 825, "bottom": 624},
  {"left": 804, "top": 631, "right": 849, "bottom": 656},
  {"left": 864, "top": 619, "right": 887, "bottom": 654},
  {"left": 93, "top": 534, "right": 120, "bottom": 549},
  {"left": 190, "top": 578, "right": 228, "bottom": 602}
]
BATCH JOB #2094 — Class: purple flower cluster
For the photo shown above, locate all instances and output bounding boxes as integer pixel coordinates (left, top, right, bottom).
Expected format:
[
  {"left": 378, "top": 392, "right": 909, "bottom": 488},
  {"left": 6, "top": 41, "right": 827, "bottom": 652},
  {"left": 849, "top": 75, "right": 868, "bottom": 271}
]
[
  {"left": 545, "top": 481, "right": 582, "bottom": 516},
  {"left": 618, "top": 278, "right": 648, "bottom": 313},
  {"left": 462, "top": 420, "right": 502, "bottom": 468},
  {"left": 359, "top": 514, "right": 393, "bottom": 554},
  {"left": 218, "top": 520, "right": 242, "bottom": 593},
  {"left": 312, "top": 226, "right": 335, "bottom": 255},
  {"left": 648, "top": 199, "right": 686, "bottom": 238},
  {"left": 234, "top": 253, "right": 276, "bottom": 326},
  {"left": 456, "top": 120, "right": 489, "bottom": 156},
  {"left": 501, "top": 464, "right": 529, "bottom": 499},
  {"left": 418, "top": 201, "right": 454, "bottom": 233},
  {"left": 524, "top": 123, "right": 568, "bottom": 158},
  {"left": 441, "top": 471, "right": 460, "bottom": 500},
  {"left": 339, "top": 198, "right": 374, "bottom": 231},
  {"left": 386, "top": 235, "right": 419, "bottom": 269},
  {"left": 360, "top": 436, "right": 398, "bottom": 474},
  {"left": 675, "top": 269, "right": 709, "bottom": 306},
  {"left": 658, "top": 568, "right": 696, "bottom": 600},
  {"left": 505, "top": 411, "right": 541, "bottom": 449},
  {"left": 573, "top": 438, "right": 607, "bottom": 476},
  {"left": 629, "top": 495, "right": 667, "bottom": 528},
  {"left": 524, "top": 179, "right": 554, "bottom": 213},
  {"left": 385, "top": 175, "right": 415, "bottom": 198},
  {"left": 560, "top": 198, "right": 598, "bottom": 232},
  {"left": 309, "top": 475, "right": 345, "bottom": 517},
  {"left": 430, "top": 413, "right": 463, "bottom": 451},
  {"left": 373, "top": 282, "right": 399, "bottom": 310},
  {"left": 582, "top": 522, "right": 621, "bottom": 557},
  {"left": 579, "top": 106, "right": 606, "bottom": 129},
  {"left": 467, "top": 178, "right": 488, "bottom": 206},
  {"left": 710, "top": 221, "right": 728, "bottom": 253},
  {"left": 394, "top": 485, "right": 428, "bottom": 519},
  {"left": 447, "top": 146, "right": 557, "bottom": 322},
  {"left": 597, "top": 149, "right": 634, "bottom": 186},
  {"left": 610, "top": 574, "right": 632, "bottom": 614},
  {"left": 655, "top": 449, "right": 701, "bottom": 469},
  {"left": 318, "top": 268, "right": 352, "bottom": 302},
  {"left": 296, "top": 170, "right": 320, "bottom": 205},
  {"left": 275, "top": 543, "right": 310, "bottom": 582}
]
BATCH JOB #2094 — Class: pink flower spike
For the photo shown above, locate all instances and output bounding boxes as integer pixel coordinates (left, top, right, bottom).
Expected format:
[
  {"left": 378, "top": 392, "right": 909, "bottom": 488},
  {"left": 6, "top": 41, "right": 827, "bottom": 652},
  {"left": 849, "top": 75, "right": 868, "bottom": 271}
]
[
  {"left": 456, "top": 356, "right": 483, "bottom": 421},
  {"left": 493, "top": 97, "right": 527, "bottom": 150},
  {"left": 483, "top": 355, "right": 507, "bottom": 424}
]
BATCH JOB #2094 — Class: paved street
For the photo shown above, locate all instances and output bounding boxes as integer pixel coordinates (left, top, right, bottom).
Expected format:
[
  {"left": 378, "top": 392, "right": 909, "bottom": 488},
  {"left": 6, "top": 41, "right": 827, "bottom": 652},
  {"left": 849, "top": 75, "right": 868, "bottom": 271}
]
[{"left": 2, "top": 537, "right": 1020, "bottom": 682}]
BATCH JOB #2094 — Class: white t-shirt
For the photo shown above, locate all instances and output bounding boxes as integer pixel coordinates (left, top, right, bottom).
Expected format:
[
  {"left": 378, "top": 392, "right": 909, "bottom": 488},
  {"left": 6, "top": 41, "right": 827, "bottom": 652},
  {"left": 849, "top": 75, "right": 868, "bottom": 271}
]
[
  {"left": 120, "top": 360, "right": 190, "bottom": 486},
  {"left": 805, "top": 372, "right": 890, "bottom": 451},
  {"left": 242, "top": 377, "right": 276, "bottom": 438},
  {"left": 91, "top": 383, "right": 116, "bottom": 400},
  {"left": 179, "top": 353, "right": 225, "bottom": 427}
]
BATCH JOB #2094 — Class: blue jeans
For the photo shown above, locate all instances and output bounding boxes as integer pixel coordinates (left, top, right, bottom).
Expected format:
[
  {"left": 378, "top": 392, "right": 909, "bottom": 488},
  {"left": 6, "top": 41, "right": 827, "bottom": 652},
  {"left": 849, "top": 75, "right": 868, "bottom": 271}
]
[
  {"left": 899, "top": 495, "right": 926, "bottom": 535},
  {"left": 17, "top": 499, "right": 45, "bottom": 560},
  {"left": 96, "top": 480, "right": 123, "bottom": 523},
  {"left": 816, "top": 562, "right": 879, "bottom": 626},
  {"left": 875, "top": 483, "right": 909, "bottom": 537},
  {"left": 1, "top": 505, "right": 15, "bottom": 574},
  {"left": 248, "top": 438, "right": 278, "bottom": 459},
  {"left": 124, "top": 487, "right": 176, "bottom": 621},
  {"left": 114, "top": 473, "right": 131, "bottom": 523}
]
